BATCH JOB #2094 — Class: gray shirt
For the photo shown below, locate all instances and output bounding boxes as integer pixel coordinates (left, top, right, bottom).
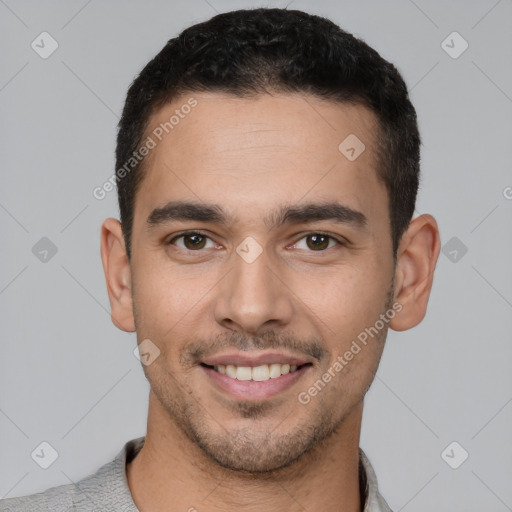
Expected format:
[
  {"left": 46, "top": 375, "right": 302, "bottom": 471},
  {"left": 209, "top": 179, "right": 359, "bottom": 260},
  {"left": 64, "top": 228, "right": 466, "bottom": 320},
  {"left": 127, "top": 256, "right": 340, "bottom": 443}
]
[{"left": 0, "top": 437, "right": 393, "bottom": 511}]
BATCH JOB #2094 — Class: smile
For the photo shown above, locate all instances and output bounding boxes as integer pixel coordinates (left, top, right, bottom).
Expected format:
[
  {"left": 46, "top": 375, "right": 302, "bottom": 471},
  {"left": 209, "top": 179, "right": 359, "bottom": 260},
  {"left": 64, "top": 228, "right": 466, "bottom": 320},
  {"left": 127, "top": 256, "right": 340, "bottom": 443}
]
[
  {"left": 200, "top": 353, "right": 313, "bottom": 400},
  {"left": 203, "top": 362, "right": 307, "bottom": 381}
]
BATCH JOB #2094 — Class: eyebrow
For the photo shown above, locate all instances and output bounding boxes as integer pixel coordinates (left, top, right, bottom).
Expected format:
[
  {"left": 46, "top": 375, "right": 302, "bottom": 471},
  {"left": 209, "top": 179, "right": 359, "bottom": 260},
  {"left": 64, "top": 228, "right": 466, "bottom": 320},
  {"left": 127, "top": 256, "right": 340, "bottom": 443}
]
[{"left": 146, "top": 200, "right": 368, "bottom": 231}]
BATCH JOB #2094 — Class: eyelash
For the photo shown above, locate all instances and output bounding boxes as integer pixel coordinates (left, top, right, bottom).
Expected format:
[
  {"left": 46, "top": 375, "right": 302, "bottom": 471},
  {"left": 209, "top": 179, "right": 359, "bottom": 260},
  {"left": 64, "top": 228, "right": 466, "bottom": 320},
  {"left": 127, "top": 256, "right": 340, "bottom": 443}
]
[{"left": 167, "top": 230, "right": 345, "bottom": 253}]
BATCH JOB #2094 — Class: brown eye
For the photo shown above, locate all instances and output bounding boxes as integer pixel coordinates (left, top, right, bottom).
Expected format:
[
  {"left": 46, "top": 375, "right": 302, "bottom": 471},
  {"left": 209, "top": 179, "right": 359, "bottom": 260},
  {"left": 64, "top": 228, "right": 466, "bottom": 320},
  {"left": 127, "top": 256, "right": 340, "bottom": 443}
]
[
  {"left": 292, "top": 233, "right": 340, "bottom": 252},
  {"left": 183, "top": 234, "right": 206, "bottom": 250},
  {"left": 306, "top": 234, "right": 330, "bottom": 251},
  {"left": 169, "top": 232, "right": 215, "bottom": 251}
]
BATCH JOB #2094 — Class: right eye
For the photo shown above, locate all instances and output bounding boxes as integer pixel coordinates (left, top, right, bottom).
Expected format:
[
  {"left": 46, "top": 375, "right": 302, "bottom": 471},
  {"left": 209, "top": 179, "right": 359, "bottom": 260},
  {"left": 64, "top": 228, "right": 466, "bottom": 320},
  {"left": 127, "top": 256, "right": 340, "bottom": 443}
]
[{"left": 168, "top": 231, "right": 218, "bottom": 251}]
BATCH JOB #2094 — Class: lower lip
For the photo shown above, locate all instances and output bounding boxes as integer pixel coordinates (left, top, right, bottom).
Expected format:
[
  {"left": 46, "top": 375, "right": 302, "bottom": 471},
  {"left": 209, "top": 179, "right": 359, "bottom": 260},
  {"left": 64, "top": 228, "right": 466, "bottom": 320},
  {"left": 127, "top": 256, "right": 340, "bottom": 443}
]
[{"left": 202, "top": 365, "right": 310, "bottom": 401}]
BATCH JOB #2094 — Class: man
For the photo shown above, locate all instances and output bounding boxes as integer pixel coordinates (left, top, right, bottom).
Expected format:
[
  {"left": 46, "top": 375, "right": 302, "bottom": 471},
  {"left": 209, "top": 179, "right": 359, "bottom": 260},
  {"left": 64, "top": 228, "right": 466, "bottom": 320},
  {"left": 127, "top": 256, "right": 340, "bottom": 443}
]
[{"left": 1, "top": 7, "right": 440, "bottom": 512}]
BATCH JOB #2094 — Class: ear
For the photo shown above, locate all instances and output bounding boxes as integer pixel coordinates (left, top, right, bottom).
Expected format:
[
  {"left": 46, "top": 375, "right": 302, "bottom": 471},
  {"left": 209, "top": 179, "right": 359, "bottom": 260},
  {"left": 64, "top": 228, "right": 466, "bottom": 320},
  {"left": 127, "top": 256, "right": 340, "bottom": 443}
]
[
  {"left": 100, "top": 218, "right": 136, "bottom": 332},
  {"left": 389, "top": 214, "right": 441, "bottom": 331}
]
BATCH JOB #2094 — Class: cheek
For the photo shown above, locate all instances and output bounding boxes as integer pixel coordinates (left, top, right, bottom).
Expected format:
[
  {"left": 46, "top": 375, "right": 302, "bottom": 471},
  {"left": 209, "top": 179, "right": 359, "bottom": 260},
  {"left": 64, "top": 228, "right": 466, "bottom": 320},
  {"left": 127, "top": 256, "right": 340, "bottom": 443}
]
[
  {"left": 318, "top": 263, "right": 383, "bottom": 312},
  {"left": 131, "top": 269, "right": 181, "bottom": 339},
  {"left": 132, "top": 264, "right": 217, "bottom": 351},
  {"left": 307, "top": 262, "right": 391, "bottom": 348},
  {"left": 134, "top": 258, "right": 198, "bottom": 312}
]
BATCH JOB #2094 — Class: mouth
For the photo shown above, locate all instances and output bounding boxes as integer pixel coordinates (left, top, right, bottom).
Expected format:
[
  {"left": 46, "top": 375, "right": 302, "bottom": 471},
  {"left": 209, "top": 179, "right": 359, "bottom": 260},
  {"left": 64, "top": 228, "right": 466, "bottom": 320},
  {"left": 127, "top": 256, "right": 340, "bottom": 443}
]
[
  {"left": 200, "top": 362, "right": 311, "bottom": 381},
  {"left": 199, "top": 353, "right": 314, "bottom": 400}
]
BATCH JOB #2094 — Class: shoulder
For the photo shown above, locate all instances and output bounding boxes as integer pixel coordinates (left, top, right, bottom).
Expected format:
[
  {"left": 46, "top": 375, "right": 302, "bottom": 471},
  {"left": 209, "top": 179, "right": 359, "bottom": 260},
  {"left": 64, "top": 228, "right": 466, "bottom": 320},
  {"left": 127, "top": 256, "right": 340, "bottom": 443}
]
[
  {"left": 0, "top": 437, "right": 144, "bottom": 512},
  {"left": 0, "top": 481, "right": 134, "bottom": 512},
  {"left": 0, "top": 480, "right": 86, "bottom": 512}
]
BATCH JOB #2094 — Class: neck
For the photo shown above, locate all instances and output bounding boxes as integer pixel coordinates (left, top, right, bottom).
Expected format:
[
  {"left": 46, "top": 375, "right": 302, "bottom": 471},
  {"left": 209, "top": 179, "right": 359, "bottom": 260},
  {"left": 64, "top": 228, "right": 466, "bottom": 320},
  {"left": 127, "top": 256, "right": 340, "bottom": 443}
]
[{"left": 127, "top": 391, "right": 364, "bottom": 512}]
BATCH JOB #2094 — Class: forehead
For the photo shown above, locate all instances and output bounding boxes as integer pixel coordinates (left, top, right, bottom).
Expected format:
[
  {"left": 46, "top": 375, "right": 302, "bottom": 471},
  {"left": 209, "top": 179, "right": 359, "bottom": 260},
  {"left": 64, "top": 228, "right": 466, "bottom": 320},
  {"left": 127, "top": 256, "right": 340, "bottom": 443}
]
[{"left": 134, "top": 91, "right": 387, "bottom": 232}]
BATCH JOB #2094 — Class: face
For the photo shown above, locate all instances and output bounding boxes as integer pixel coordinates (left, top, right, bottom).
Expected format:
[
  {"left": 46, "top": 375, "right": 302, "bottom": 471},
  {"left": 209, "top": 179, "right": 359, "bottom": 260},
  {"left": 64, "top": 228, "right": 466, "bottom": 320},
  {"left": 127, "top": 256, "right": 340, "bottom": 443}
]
[{"left": 127, "top": 92, "right": 396, "bottom": 472}]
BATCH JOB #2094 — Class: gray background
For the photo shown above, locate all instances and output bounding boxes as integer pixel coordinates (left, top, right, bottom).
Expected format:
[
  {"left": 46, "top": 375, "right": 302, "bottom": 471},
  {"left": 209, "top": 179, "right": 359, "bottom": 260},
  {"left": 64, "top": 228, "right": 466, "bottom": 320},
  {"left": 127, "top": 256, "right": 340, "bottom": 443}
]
[{"left": 1, "top": 0, "right": 511, "bottom": 510}]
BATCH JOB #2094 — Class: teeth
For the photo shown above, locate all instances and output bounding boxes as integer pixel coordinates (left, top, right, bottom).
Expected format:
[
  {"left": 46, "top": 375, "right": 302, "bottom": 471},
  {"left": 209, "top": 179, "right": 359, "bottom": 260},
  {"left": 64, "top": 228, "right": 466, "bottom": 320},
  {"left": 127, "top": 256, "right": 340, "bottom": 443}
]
[
  {"left": 213, "top": 363, "right": 301, "bottom": 381},
  {"left": 236, "top": 366, "right": 252, "bottom": 381},
  {"left": 269, "top": 363, "right": 282, "bottom": 379},
  {"left": 225, "top": 365, "right": 237, "bottom": 379},
  {"left": 252, "top": 364, "right": 270, "bottom": 381}
]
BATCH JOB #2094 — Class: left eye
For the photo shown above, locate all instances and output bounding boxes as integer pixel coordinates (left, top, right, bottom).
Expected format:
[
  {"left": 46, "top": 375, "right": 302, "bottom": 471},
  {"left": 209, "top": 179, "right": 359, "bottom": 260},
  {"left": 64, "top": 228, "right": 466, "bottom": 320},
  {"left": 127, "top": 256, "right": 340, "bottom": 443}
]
[{"left": 291, "top": 234, "right": 340, "bottom": 251}]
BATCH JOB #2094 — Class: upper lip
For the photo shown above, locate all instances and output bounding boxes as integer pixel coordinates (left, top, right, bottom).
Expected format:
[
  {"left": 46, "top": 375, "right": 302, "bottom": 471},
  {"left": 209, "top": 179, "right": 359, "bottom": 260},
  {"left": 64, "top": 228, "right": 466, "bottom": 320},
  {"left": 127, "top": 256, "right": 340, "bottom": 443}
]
[{"left": 201, "top": 351, "right": 311, "bottom": 367}]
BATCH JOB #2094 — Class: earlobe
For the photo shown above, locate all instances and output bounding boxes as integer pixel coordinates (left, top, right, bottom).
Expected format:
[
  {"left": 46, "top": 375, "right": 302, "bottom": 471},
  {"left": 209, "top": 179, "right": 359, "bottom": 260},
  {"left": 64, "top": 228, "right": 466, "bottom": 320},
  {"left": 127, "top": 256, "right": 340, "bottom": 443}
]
[
  {"left": 100, "top": 218, "right": 136, "bottom": 332},
  {"left": 389, "top": 214, "right": 441, "bottom": 332}
]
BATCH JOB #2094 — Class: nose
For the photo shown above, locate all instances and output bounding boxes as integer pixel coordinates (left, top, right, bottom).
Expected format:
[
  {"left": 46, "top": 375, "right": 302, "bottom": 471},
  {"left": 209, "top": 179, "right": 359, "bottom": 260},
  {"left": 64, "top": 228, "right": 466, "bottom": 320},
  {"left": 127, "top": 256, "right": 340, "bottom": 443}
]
[{"left": 213, "top": 246, "right": 295, "bottom": 335}]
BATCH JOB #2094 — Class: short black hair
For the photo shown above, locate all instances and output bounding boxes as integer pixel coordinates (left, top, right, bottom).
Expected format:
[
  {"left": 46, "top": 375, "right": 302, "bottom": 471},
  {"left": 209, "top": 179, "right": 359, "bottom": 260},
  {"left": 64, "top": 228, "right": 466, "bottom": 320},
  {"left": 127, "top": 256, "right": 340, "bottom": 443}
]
[{"left": 116, "top": 7, "right": 420, "bottom": 261}]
